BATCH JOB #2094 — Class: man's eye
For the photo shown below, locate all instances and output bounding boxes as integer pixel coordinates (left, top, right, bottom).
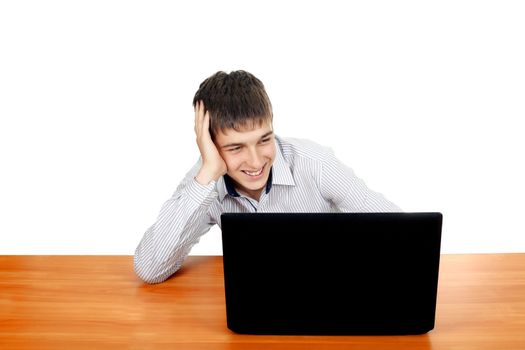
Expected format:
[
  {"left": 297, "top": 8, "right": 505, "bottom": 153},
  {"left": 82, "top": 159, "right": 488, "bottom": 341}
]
[
  {"left": 228, "top": 147, "right": 241, "bottom": 152},
  {"left": 261, "top": 138, "right": 270, "bottom": 143}
]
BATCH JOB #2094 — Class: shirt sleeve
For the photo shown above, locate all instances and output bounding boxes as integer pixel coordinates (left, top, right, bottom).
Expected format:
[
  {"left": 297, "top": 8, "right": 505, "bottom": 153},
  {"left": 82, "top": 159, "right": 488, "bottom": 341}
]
[
  {"left": 318, "top": 148, "right": 401, "bottom": 212},
  {"left": 133, "top": 160, "right": 218, "bottom": 283}
]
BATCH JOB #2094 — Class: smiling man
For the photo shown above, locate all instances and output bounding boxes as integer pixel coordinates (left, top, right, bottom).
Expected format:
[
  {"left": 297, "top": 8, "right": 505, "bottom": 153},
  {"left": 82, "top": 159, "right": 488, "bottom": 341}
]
[
  {"left": 134, "top": 70, "right": 400, "bottom": 284},
  {"left": 212, "top": 124, "right": 275, "bottom": 202}
]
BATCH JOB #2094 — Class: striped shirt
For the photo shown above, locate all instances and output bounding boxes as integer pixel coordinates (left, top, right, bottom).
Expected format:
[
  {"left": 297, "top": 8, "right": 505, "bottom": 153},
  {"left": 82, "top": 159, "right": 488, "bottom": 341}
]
[{"left": 134, "top": 136, "right": 401, "bottom": 283}]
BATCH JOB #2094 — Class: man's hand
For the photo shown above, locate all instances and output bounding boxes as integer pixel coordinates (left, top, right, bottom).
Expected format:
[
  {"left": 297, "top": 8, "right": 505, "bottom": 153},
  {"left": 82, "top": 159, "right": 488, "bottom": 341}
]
[{"left": 194, "top": 100, "right": 227, "bottom": 185}]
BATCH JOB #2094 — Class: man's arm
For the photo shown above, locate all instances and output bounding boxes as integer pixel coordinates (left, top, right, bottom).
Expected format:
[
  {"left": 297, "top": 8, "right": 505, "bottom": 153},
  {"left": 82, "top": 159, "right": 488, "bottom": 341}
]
[
  {"left": 318, "top": 148, "right": 401, "bottom": 212},
  {"left": 134, "top": 102, "right": 228, "bottom": 283},
  {"left": 133, "top": 161, "right": 218, "bottom": 284}
]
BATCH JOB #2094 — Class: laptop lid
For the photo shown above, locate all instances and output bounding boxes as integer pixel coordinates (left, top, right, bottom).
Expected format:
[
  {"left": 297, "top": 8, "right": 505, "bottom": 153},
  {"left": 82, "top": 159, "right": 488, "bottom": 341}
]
[{"left": 221, "top": 212, "right": 442, "bottom": 335}]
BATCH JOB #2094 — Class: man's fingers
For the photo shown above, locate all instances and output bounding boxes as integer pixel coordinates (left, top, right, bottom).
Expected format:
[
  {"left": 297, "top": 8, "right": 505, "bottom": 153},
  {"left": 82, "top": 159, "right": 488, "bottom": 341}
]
[
  {"left": 194, "top": 100, "right": 205, "bottom": 136},
  {"left": 195, "top": 101, "right": 213, "bottom": 145},
  {"left": 203, "top": 110, "right": 210, "bottom": 134},
  {"left": 194, "top": 101, "right": 199, "bottom": 134}
]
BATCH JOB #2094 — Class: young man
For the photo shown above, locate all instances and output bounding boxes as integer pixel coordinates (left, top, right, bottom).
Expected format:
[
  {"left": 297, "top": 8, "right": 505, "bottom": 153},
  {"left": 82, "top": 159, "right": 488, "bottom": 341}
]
[{"left": 134, "top": 70, "right": 400, "bottom": 284}]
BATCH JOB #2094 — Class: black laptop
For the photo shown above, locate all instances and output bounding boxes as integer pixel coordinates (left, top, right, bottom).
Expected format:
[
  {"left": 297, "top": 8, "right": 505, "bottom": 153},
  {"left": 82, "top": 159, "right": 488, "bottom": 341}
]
[{"left": 220, "top": 212, "right": 442, "bottom": 335}]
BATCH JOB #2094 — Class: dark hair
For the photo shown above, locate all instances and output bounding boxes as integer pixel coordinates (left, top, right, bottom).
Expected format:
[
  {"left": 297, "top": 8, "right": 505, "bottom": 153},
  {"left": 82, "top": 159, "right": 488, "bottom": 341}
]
[{"left": 192, "top": 70, "right": 273, "bottom": 136}]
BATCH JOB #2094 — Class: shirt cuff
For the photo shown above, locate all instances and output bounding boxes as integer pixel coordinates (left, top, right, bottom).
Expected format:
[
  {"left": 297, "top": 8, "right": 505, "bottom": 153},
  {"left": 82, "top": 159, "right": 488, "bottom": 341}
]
[{"left": 185, "top": 178, "right": 218, "bottom": 206}]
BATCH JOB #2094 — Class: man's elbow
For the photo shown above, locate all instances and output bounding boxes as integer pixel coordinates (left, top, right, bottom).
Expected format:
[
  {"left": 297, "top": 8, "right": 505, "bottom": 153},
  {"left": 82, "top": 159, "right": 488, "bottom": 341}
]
[
  {"left": 133, "top": 255, "right": 179, "bottom": 284},
  {"left": 134, "top": 268, "right": 162, "bottom": 284}
]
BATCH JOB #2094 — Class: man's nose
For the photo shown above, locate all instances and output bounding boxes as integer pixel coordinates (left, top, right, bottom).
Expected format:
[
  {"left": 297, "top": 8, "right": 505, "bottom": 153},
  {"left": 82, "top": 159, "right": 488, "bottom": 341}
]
[{"left": 246, "top": 147, "right": 264, "bottom": 168}]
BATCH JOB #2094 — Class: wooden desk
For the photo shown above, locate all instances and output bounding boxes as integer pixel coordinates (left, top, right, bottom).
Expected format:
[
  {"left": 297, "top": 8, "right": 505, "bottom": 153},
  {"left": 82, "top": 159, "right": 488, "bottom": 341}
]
[{"left": 1, "top": 254, "right": 524, "bottom": 349}]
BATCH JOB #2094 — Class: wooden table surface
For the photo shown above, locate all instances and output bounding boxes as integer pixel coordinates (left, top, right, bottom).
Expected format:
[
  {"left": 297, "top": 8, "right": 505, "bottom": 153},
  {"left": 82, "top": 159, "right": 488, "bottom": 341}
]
[{"left": 1, "top": 254, "right": 525, "bottom": 349}]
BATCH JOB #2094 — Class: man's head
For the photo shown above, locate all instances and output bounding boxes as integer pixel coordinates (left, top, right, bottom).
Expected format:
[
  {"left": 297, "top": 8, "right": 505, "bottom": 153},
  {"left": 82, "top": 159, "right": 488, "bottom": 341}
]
[
  {"left": 193, "top": 70, "right": 273, "bottom": 138},
  {"left": 193, "top": 70, "right": 276, "bottom": 200}
]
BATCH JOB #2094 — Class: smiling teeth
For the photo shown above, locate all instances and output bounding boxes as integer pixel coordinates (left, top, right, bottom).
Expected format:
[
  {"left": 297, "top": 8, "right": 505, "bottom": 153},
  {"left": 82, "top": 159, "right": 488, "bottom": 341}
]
[{"left": 244, "top": 168, "right": 263, "bottom": 176}]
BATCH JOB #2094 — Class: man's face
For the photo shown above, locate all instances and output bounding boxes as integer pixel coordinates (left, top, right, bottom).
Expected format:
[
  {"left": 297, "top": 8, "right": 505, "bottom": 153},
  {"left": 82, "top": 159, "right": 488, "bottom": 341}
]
[{"left": 214, "top": 120, "right": 276, "bottom": 201}]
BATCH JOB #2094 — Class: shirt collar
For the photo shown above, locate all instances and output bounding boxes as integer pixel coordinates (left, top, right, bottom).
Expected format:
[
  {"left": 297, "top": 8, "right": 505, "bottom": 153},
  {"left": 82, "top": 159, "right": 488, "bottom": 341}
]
[{"left": 217, "top": 136, "right": 295, "bottom": 201}]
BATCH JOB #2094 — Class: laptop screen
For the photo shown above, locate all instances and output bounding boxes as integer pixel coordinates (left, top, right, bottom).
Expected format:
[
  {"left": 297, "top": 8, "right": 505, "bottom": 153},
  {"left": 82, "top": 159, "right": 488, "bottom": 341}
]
[{"left": 221, "top": 212, "right": 442, "bottom": 335}]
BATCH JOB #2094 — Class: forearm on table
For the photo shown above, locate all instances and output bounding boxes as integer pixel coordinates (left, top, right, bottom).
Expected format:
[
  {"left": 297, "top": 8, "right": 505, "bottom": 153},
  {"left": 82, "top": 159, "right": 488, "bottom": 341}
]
[{"left": 134, "top": 180, "right": 218, "bottom": 283}]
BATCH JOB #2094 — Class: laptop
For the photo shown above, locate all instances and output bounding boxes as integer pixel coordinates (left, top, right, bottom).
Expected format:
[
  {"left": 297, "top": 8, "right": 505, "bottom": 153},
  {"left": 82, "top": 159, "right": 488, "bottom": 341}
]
[{"left": 220, "top": 212, "right": 442, "bottom": 335}]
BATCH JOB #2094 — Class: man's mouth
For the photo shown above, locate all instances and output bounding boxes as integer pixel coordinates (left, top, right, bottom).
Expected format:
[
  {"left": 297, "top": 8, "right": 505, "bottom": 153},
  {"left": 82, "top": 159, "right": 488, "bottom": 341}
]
[{"left": 242, "top": 167, "right": 264, "bottom": 177}]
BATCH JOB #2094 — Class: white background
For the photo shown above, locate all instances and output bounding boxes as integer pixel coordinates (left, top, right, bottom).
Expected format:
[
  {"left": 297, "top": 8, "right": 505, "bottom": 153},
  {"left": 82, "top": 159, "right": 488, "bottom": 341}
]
[{"left": 1, "top": 1, "right": 524, "bottom": 255}]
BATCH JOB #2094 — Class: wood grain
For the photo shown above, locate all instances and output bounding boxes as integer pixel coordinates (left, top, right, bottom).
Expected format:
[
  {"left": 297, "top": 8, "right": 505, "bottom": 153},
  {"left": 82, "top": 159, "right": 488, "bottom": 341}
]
[{"left": 1, "top": 254, "right": 524, "bottom": 349}]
